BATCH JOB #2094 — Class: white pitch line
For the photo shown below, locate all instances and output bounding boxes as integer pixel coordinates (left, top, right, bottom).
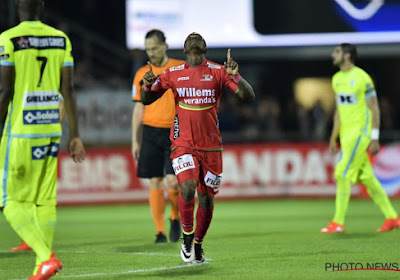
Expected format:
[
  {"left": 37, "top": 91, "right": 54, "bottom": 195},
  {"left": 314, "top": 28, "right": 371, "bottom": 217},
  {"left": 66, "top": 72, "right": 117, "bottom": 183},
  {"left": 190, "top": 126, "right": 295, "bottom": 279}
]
[
  {"left": 0, "top": 249, "right": 178, "bottom": 257},
  {"left": 11, "top": 260, "right": 210, "bottom": 280},
  {"left": 7, "top": 250, "right": 211, "bottom": 280},
  {"left": 58, "top": 260, "right": 210, "bottom": 279},
  {"left": 58, "top": 250, "right": 179, "bottom": 257}
]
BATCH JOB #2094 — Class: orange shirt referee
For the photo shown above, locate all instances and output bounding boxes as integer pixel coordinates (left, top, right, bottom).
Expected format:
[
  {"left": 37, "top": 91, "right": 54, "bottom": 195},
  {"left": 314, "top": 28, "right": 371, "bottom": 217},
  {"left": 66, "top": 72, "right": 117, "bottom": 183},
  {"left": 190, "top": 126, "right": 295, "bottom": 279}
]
[{"left": 131, "top": 29, "right": 185, "bottom": 243}]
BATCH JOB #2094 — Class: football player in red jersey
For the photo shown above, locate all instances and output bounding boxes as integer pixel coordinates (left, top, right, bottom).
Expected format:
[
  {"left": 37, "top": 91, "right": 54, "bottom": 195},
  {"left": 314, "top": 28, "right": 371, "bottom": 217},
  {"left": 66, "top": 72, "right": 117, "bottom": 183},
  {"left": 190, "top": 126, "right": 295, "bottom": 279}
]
[{"left": 141, "top": 32, "right": 255, "bottom": 263}]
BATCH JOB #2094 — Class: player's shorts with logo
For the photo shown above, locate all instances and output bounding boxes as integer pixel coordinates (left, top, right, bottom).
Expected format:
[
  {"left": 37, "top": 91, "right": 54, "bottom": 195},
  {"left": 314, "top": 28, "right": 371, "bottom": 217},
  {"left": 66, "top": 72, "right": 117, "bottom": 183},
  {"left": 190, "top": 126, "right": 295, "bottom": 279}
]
[
  {"left": 137, "top": 125, "right": 174, "bottom": 178},
  {"left": 334, "top": 133, "right": 375, "bottom": 184},
  {"left": 0, "top": 136, "right": 60, "bottom": 207},
  {"left": 171, "top": 146, "right": 222, "bottom": 196}
]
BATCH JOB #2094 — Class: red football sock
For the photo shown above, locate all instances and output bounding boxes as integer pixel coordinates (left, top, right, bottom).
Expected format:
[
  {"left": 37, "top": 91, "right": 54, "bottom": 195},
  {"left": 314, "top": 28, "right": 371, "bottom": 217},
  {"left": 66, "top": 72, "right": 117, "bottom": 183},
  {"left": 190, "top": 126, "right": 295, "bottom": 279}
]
[
  {"left": 194, "top": 204, "right": 214, "bottom": 243},
  {"left": 178, "top": 194, "right": 194, "bottom": 234}
]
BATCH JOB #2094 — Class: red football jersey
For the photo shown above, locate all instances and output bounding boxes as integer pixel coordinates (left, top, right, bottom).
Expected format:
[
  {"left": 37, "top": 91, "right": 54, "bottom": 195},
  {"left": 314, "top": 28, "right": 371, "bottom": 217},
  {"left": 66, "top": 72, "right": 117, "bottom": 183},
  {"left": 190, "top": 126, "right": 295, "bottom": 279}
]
[{"left": 150, "top": 59, "right": 239, "bottom": 150}]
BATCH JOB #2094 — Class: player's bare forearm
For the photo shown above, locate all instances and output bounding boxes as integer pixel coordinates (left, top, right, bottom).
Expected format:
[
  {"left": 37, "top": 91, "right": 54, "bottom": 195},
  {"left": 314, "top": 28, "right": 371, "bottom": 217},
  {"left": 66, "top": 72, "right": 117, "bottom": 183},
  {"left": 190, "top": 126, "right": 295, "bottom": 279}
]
[
  {"left": 61, "top": 67, "right": 79, "bottom": 138},
  {"left": 237, "top": 78, "right": 255, "bottom": 102},
  {"left": 330, "top": 108, "right": 340, "bottom": 141},
  {"left": 0, "top": 87, "right": 12, "bottom": 122},
  {"left": 141, "top": 88, "right": 160, "bottom": 105},
  {"left": 0, "top": 66, "right": 15, "bottom": 122},
  {"left": 367, "top": 96, "right": 380, "bottom": 130},
  {"left": 132, "top": 102, "right": 144, "bottom": 143},
  {"left": 59, "top": 98, "right": 66, "bottom": 123}
]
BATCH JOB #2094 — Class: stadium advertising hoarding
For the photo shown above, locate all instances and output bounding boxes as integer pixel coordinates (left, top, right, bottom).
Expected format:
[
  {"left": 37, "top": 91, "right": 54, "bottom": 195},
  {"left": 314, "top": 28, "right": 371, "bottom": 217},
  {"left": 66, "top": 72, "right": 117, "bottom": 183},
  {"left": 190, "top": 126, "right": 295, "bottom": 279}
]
[
  {"left": 57, "top": 143, "right": 400, "bottom": 204},
  {"left": 61, "top": 89, "right": 132, "bottom": 146},
  {"left": 126, "top": 0, "right": 400, "bottom": 49}
]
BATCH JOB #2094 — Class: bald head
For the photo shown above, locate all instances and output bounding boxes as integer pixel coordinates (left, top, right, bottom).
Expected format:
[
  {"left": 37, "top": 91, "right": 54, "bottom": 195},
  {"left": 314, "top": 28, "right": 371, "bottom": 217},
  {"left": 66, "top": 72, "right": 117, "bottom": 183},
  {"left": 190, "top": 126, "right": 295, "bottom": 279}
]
[{"left": 16, "top": 0, "right": 44, "bottom": 21}]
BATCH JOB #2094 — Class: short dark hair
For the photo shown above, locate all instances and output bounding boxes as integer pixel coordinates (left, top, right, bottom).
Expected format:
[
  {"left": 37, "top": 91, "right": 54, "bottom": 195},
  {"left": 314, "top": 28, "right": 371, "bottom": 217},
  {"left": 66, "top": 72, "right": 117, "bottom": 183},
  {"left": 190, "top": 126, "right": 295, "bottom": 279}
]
[
  {"left": 145, "top": 29, "right": 166, "bottom": 43},
  {"left": 340, "top": 43, "right": 357, "bottom": 63}
]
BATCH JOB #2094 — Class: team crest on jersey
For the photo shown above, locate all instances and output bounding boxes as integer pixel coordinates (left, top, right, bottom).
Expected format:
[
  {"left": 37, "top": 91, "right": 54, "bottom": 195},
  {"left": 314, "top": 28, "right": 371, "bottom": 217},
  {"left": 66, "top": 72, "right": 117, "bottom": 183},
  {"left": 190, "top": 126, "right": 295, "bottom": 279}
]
[
  {"left": 0, "top": 46, "right": 4, "bottom": 53},
  {"left": 200, "top": 74, "right": 213, "bottom": 81},
  {"left": 350, "top": 80, "right": 355, "bottom": 87}
]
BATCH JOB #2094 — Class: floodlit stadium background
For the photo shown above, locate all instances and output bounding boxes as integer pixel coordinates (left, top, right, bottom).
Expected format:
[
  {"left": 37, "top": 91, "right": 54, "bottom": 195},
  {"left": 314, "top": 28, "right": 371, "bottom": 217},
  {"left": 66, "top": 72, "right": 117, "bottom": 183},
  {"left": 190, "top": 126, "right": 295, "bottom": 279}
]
[{"left": 1, "top": 0, "right": 400, "bottom": 204}]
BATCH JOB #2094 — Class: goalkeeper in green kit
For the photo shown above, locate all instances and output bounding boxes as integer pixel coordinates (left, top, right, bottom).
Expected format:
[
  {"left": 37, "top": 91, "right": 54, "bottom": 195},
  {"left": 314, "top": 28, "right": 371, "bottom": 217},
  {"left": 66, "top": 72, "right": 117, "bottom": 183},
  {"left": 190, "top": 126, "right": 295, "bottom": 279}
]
[{"left": 321, "top": 43, "right": 399, "bottom": 233}]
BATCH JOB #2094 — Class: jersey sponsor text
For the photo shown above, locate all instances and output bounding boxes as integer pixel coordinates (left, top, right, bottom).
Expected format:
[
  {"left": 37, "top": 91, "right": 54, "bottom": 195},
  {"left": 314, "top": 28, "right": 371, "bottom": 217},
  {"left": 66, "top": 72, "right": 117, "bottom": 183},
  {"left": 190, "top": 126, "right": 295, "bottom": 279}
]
[
  {"left": 23, "top": 91, "right": 59, "bottom": 108},
  {"left": 12, "top": 36, "right": 66, "bottom": 51},
  {"left": 23, "top": 109, "right": 60, "bottom": 125},
  {"left": 337, "top": 93, "right": 357, "bottom": 105}
]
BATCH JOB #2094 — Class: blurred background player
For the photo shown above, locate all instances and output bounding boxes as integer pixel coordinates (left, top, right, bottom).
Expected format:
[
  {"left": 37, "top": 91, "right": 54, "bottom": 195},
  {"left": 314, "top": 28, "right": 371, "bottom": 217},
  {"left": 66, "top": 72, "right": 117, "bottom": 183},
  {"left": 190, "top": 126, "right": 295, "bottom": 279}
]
[
  {"left": 320, "top": 43, "right": 399, "bottom": 233},
  {"left": 141, "top": 32, "right": 255, "bottom": 262},
  {"left": 131, "top": 29, "right": 184, "bottom": 243},
  {"left": 0, "top": 0, "right": 86, "bottom": 278}
]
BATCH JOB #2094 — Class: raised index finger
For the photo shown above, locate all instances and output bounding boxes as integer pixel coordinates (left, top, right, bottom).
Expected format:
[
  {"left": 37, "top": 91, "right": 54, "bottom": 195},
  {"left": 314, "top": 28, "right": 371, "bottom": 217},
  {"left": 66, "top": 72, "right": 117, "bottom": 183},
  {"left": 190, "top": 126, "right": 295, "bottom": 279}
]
[
  {"left": 147, "top": 61, "right": 153, "bottom": 72},
  {"left": 227, "top": 48, "right": 231, "bottom": 62}
]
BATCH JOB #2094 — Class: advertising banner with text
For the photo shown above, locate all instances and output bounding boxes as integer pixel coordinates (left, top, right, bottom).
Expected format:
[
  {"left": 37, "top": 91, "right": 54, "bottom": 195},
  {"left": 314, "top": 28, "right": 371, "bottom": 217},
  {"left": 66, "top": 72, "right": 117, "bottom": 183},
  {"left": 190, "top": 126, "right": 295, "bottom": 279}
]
[{"left": 57, "top": 143, "right": 400, "bottom": 204}]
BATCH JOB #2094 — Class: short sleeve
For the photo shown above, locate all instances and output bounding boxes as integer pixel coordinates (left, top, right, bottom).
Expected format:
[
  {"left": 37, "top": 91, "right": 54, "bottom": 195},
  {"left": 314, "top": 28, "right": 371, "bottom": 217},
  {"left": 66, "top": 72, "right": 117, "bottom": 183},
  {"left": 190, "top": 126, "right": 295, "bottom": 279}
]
[
  {"left": 150, "top": 70, "right": 170, "bottom": 96},
  {"left": 364, "top": 74, "right": 376, "bottom": 99},
  {"left": 222, "top": 68, "right": 239, "bottom": 94},
  {"left": 62, "top": 36, "right": 74, "bottom": 67},
  {"left": 0, "top": 33, "right": 15, "bottom": 66}
]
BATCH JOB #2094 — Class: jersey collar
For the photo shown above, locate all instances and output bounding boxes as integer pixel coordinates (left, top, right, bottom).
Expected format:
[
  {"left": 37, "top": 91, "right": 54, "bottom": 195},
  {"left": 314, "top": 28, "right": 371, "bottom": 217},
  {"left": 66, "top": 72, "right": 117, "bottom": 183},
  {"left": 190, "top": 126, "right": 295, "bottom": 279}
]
[
  {"left": 20, "top": 20, "right": 42, "bottom": 25},
  {"left": 184, "top": 59, "right": 208, "bottom": 68}
]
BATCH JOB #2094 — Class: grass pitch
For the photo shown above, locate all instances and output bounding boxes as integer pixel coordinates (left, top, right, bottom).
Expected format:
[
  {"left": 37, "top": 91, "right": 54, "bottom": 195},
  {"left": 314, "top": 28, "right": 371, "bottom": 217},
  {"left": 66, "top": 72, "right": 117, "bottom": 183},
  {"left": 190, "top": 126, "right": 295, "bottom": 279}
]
[{"left": 0, "top": 199, "right": 399, "bottom": 279}]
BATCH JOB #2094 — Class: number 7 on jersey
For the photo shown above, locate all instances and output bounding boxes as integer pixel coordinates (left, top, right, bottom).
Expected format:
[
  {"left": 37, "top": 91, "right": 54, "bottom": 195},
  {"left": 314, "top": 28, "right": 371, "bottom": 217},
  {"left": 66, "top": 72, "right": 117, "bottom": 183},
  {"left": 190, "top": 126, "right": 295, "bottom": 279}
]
[{"left": 36, "top": 56, "right": 47, "bottom": 87}]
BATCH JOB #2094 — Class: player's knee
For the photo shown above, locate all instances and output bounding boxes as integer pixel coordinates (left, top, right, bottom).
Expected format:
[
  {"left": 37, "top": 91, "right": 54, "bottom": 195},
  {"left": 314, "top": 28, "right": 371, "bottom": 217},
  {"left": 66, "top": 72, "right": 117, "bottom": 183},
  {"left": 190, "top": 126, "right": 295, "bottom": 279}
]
[
  {"left": 149, "top": 177, "right": 164, "bottom": 189},
  {"left": 198, "top": 193, "right": 214, "bottom": 210},
  {"left": 180, "top": 179, "right": 197, "bottom": 201},
  {"left": 334, "top": 171, "right": 352, "bottom": 184},
  {"left": 166, "top": 175, "right": 178, "bottom": 189}
]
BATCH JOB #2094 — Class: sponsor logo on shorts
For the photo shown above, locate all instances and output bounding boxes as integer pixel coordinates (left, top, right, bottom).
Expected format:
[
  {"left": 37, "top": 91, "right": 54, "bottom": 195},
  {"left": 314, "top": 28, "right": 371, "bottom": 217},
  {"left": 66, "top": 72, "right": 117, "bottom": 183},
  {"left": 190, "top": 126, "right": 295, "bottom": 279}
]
[
  {"left": 32, "top": 143, "right": 59, "bottom": 160},
  {"left": 177, "top": 76, "right": 189, "bottom": 81},
  {"left": 172, "top": 154, "right": 195, "bottom": 175},
  {"left": 23, "top": 109, "right": 60, "bottom": 125},
  {"left": 204, "top": 171, "right": 222, "bottom": 189},
  {"left": 23, "top": 91, "right": 59, "bottom": 108}
]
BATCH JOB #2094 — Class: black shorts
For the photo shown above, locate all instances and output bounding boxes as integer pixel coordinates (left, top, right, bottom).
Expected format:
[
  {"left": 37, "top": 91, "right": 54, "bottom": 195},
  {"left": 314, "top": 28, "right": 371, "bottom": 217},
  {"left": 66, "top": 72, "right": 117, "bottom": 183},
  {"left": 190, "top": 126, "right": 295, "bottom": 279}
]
[{"left": 137, "top": 125, "right": 174, "bottom": 178}]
